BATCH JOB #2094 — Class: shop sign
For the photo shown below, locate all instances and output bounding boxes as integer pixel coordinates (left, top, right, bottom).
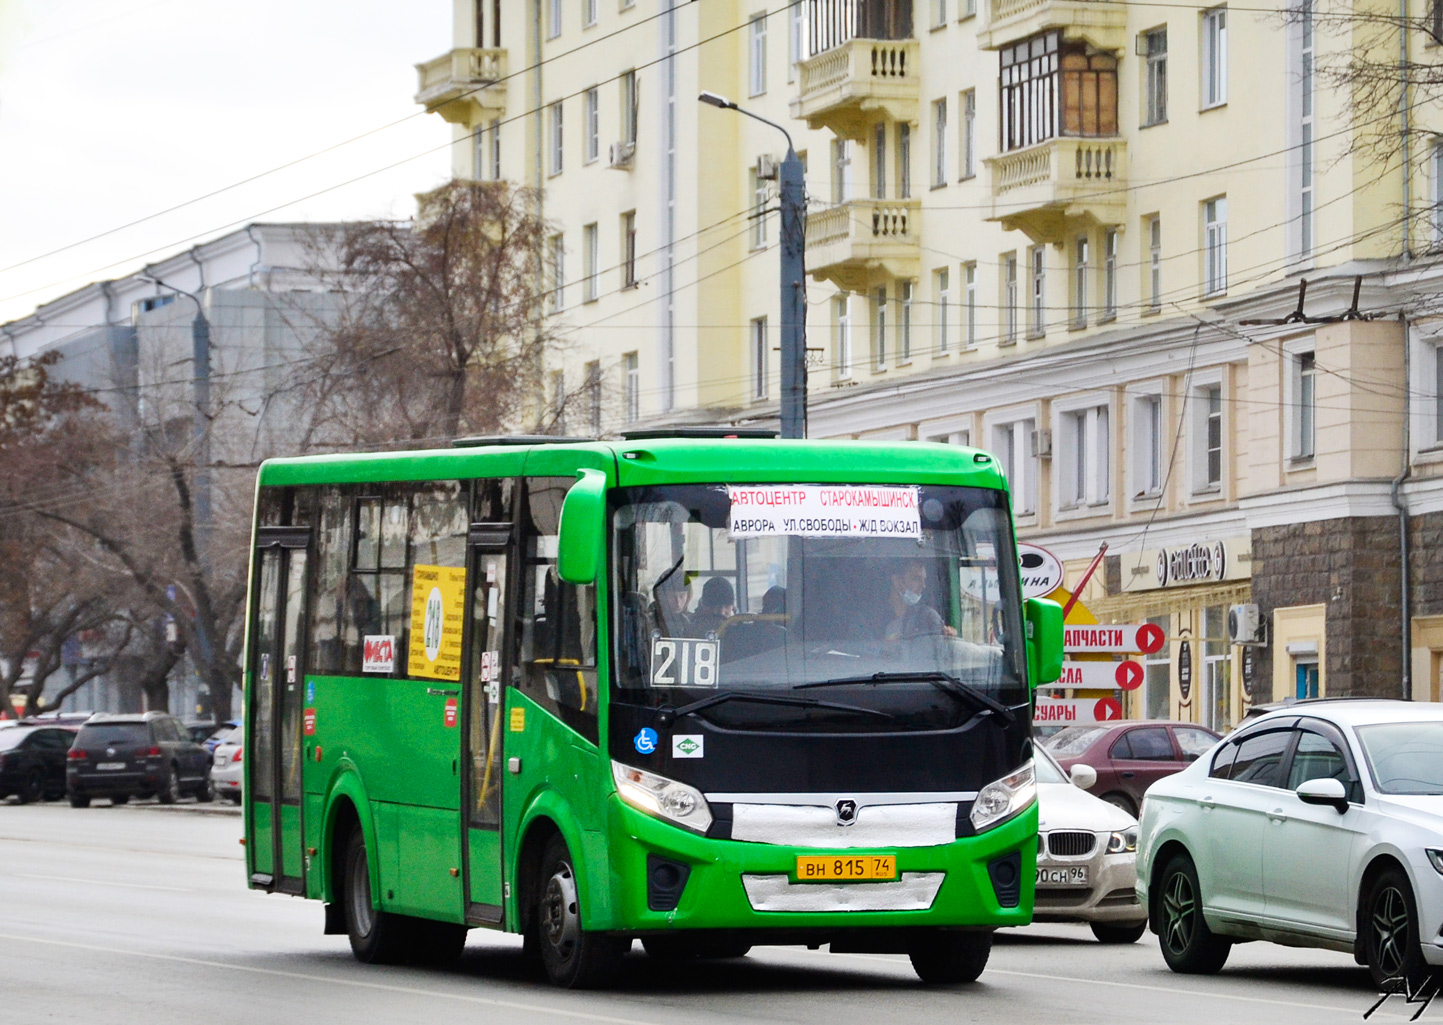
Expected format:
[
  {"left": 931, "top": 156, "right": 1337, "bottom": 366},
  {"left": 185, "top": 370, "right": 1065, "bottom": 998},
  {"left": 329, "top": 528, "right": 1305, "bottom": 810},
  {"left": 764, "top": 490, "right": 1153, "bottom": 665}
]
[
  {"left": 1064, "top": 623, "right": 1166, "bottom": 655},
  {"left": 1035, "top": 696, "right": 1125, "bottom": 724},
  {"left": 1178, "top": 640, "right": 1193, "bottom": 702},
  {"left": 1120, "top": 537, "right": 1251, "bottom": 592},
  {"left": 1017, "top": 543, "right": 1065, "bottom": 599},
  {"left": 1036, "top": 660, "right": 1144, "bottom": 690},
  {"left": 1241, "top": 646, "right": 1255, "bottom": 699}
]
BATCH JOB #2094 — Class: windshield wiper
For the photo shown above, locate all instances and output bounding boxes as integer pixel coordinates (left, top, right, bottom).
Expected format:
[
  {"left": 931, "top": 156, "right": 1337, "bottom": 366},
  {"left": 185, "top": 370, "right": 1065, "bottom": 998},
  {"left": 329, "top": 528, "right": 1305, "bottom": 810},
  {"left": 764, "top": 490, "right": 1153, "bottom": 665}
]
[
  {"left": 657, "top": 691, "right": 894, "bottom": 725},
  {"left": 795, "top": 671, "right": 1017, "bottom": 724}
]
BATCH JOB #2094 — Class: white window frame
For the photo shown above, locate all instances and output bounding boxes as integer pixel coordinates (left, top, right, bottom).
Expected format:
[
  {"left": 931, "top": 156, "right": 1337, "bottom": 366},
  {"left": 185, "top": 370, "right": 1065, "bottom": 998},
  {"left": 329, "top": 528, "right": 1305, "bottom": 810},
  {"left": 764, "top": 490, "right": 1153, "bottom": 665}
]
[
  {"left": 934, "top": 267, "right": 951, "bottom": 354},
  {"left": 584, "top": 88, "right": 600, "bottom": 163},
  {"left": 548, "top": 233, "right": 566, "bottom": 311},
  {"left": 933, "top": 0, "right": 947, "bottom": 28},
  {"left": 621, "top": 70, "right": 638, "bottom": 145},
  {"left": 1431, "top": 138, "right": 1443, "bottom": 248},
  {"left": 834, "top": 294, "right": 854, "bottom": 380},
  {"left": 789, "top": 0, "right": 805, "bottom": 83},
  {"left": 960, "top": 89, "right": 976, "bottom": 180},
  {"left": 1028, "top": 245, "right": 1046, "bottom": 337},
  {"left": 1003, "top": 253, "right": 1019, "bottom": 343},
  {"left": 831, "top": 138, "right": 853, "bottom": 204},
  {"left": 1147, "top": 215, "right": 1162, "bottom": 311},
  {"left": 1202, "top": 7, "right": 1228, "bottom": 109},
  {"left": 489, "top": 118, "right": 502, "bottom": 180},
  {"left": 898, "top": 280, "right": 915, "bottom": 363},
  {"left": 1072, "top": 236, "right": 1089, "bottom": 328},
  {"left": 984, "top": 407, "right": 1040, "bottom": 518},
  {"left": 1125, "top": 382, "right": 1167, "bottom": 502},
  {"left": 749, "top": 14, "right": 768, "bottom": 97},
  {"left": 1054, "top": 394, "right": 1112, "bottom": 514},
  {"left": 1143, "top": 28, "right": 1168, "bottom": 126},
  {"left": 932, "top": 99, "right": 948, "bottom": 187},
  {"left": 751, "top": 170, "right": 770, "bottom": 249},
  {"left": 898, "top": 123, "right": 912, "bottom": 199},
  {"left": 623, "top": 352, "right": 640, "bottom": 422},
  {"left": 964, "top": 263, "right": 977, "bottom": 349},
  {"left": 549, "top": 101, "right": 564, "bottom": 176},
  {"left": 923, "top": 414, "right": 973, "bottom": 447},
  {"left": 582, "top": 222, "right": 599, "bottom": 303},
  {"left": 1282, "top": 336, "right": 1317, "bottom": 463},
  {"left": 548, "top": 0, "right": 563, "bottom": 38},
  {"left": 586, "top": 360, "right": 602, "bottom": 434},
  {"left": 473, "top": 124, "right": 487, "bottom": 181},
  {"left": 1102, "top": 228, "right": 1118, "bottom": 321},
  {"left": 873, "top": 286, "right": 889, "bottom": 369},
  {"left": 752, "top": 316, "right": 769, "bottom": 399},
  {"left": 1204, "top": 196, "right": 1228, "bottom": 296},
  {"left": 873, "top": 123, "right": 887, "bottom": 200},
  {"left": 585, "top": 0, "right": 598, "bottom": 27},
  {"left": 1187, "top": 371, "right": 1226, "bottom": 498}
]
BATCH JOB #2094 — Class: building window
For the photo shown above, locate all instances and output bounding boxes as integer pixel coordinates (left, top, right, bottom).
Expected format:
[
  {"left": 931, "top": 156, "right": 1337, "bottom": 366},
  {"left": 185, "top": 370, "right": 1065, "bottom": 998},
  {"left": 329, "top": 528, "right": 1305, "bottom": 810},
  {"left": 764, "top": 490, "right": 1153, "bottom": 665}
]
[
  {"left": 1142, "top": 28, "right": 1168, "bottom": 125},
  {"left": 1432, "top": 139, "right": 1443, "bottom": 246},
  {"left": 1193, "top": 382, "right": 1223, "bottom": 492},
  {"left": 1148, "top": 216, "right": 1162, "bottom": 310},
  {"left": 934, "top": 268, "right": 951, "bottom": 353},
  {"left": 584, "top": 88, "right": 600, "bottom": 163},
  {"left": 549, "top": 370, "right": 567, "bottom": 431},
  {"left": 585, "top": 0, "right": 598, "bottom": 27},
  {"left": 933, "top": 0, "right": 947, "bottom": 28},
  {"left": 582, "top": 223, "right": 599, "bottom": 302},
  {"left": 789, "top": 0, "right": 805, "bottom": 83},
  {"left": 932, "top": 99, "right": 947, "bottom": 187},
  {"left": 1297, "top": 1, "right": 1314, "bottom": 256},
  {"left": 1000, "top": 32, "right": 1119, "bottom": 152},
  {"left": 964, "top": 0, "right": 976, "bottom": 18},
  {"left": 473, "top": 125, "right": 487, "bottom": 180},
  {"left": 489, "top": 118, "right": 502, "bottom": 180},
  {"left": 749, "top": 14, "right": 768, "bottom": 96},
  {"left": 1102, "top": 229, "right": 1117, "bottom": 321},
  {"left": 752, "top": 316, "right": 769, "bottom": 399},
  {"left": 1060, "top": 404, "right": 1110, "bottom": 509},
  {"left": 548, "top": 0, "right": 562, "bottom": 38},
  {"left": 964, "top": 263, "right": 977, "bottom": 348},
  {"left": 1072, "top": 236, "right": 1089, "bottom": 328},
  {"left": 622, "top": 211, "right": 637, "bottom": 288},
  {"left": 1204, "top": 196, "right": 1227, "bottom": 296},
  {"left": 898, "top": 123, "right": 912, "bottom": 198},
  {"left": 751, "top": 170, "right": 770, "bottom": 249},
  {"left": 548, "top": 234, "right": 565, "bottom": 311},
  {"left": 834, "top": 295, "right": 853, "bottom": 379},
  {"left": 993, "top": 418, "right": 1038, "bottom": 514},
  {"left": 586, "top": 361, "right": 602, "bottom": 434},
  {"left": 960, "top": 89, "right": 976, "bottom": 179},
  {"left": 549, "top": 101, "right": 564, "bottom": 176},
  {"left": 873, "top": 286, "right": 889, "bottom": 369},
  {"left": 1294, "top": 351, "right": 1316, "bottom": 460},
  {"left": 1202, "top": 7, "right": 1228, "bottom": 108},
  {"left": 1435, "top": 343, "right": 1443, "bottom": 445},
  {"left": 1142, "top": 614, "right": 1171, "bottom": 719},
  {"left": 1028, "top": 245, "right": 1046, "bottom": 337},
  {"left": 475, "top": 0, "right": 487, "bottom": 46},
  {"left": 873, "top": 123, "right": 887, "bottom": 199},
  {"left": 623, "top": 352, "right": 640, "bottom": 422},
  {"left": 1132, "top": 392, "right": 1164, "bottom": 497},
  {"left": 899, "top": 280, "right": 914, "bottom": 362},
  {"left": 1003, "top": 253, "right": 1019, "bottom": 343},
  {"left": 621, "top": 70, "right": 638, "bottom": 145},
  {"left": 831, "top": 138, "right": 853, "bottom": 204}
]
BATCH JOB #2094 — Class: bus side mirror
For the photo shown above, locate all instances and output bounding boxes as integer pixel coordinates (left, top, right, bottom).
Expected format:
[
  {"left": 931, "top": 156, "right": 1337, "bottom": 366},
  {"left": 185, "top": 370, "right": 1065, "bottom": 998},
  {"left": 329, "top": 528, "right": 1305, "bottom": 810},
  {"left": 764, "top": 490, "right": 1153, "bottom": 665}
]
[
  {"left": 557, "top": 469, "right": 608, "bottom": 585},
  {"left": 1025, "top": 597, "right": 1064, "bottom": 687}
]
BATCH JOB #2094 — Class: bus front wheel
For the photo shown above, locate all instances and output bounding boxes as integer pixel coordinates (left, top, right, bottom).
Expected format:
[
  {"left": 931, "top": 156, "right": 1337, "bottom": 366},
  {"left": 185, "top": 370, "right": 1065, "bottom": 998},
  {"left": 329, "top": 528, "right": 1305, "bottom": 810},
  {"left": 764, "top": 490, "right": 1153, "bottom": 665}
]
[
  {"left": 907, "top": 929, "right": 992, "bottom": 984},
  {"left": 343, "top": 825, "right": 411, "bottom": 965},
  {"left": 535, "top": 835, "right": 625, "bottom": 988}
]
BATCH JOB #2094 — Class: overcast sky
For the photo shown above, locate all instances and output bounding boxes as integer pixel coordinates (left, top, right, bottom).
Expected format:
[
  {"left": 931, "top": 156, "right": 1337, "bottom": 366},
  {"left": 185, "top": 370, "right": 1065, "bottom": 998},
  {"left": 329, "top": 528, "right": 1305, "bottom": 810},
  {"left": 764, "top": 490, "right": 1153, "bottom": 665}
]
[{"left": 0, "top": 0, "right": 453, "bottom": 325}]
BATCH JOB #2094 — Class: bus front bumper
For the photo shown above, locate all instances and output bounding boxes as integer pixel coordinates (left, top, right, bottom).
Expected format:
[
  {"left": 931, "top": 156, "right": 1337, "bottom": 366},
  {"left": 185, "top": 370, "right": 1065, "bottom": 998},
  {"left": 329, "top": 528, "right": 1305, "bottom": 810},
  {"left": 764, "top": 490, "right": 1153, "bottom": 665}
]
[{"left": 600, "top": 796, "right": 1038, "bottom": 934}]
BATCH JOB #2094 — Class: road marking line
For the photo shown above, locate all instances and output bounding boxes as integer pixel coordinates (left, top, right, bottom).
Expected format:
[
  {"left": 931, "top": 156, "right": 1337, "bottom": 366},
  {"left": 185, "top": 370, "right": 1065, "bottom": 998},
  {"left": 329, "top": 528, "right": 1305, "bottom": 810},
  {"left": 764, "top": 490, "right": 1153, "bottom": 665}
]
[
  {"left": 0, "top": 932, "right": 666, "bottom": 1025},
  {"left": 16, "top": 873, "right": 191, "bottom": 893}
]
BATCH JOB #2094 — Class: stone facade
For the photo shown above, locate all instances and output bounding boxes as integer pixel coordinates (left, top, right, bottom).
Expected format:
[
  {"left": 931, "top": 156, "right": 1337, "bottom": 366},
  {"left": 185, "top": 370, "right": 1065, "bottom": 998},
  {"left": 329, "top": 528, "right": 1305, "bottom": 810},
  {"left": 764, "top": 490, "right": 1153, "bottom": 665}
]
[{"left": 1410, "top": 510, "right": 1443, "bottom": 620}]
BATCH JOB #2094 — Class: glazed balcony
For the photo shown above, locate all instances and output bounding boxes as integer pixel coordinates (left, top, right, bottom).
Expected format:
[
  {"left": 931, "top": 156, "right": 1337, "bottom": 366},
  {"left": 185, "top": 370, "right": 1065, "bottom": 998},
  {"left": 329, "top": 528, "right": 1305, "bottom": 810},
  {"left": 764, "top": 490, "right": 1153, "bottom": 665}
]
[
  {"left": 986, "top": 137, "right": 1127, "bottom": 243},
  {"left": 414, "top": 48, "right": 508, "bottom": 124},
  {"left": 978, "top": 0, "right": 1126, "bottom": 52},
  {"left": 791, "top": 39, "right": 919, "bottom": 139},
  {"left": 805, "top": 198, "right": 921, "bottom": 292}
]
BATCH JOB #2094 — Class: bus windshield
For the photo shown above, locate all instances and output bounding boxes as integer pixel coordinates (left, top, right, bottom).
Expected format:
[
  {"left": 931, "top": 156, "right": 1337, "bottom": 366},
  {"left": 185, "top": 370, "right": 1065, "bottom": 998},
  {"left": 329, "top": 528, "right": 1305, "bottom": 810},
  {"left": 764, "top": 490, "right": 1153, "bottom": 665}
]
[{"left": 611, "top": 482, "right": 1028, "bottom": 730}]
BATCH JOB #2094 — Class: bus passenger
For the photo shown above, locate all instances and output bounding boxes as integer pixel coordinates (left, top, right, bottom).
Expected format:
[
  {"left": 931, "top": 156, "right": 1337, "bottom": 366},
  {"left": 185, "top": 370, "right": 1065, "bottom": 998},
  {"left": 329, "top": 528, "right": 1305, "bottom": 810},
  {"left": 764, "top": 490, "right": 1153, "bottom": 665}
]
[
  {"left": 651, "top": 572, "right": 693, "bottom": 638},
  {"left": 885, "top": 562, "right": 957, "bottom": 642},
  {"left": 691, "top": 577, "right": 736, "bottom": 637}
]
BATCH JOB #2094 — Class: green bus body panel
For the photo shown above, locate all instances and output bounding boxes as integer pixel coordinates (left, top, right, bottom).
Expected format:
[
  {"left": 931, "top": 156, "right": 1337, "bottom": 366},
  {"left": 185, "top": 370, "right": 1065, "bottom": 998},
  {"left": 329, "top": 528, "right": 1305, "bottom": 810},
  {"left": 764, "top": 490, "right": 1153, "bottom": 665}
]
[
  {"left": 467, "top": 829, "right": 503, "bottom": 906},
  {"left": 251, "top": 803, "right": 274, "bottom": 875}
]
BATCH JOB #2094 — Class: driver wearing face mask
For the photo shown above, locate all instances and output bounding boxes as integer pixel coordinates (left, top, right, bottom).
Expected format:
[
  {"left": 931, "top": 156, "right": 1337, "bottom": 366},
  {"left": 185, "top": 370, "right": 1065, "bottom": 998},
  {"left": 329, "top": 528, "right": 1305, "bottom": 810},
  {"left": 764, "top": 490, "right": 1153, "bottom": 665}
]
[{"left": 884, "top": 561, "right": 957, "bottom": 641}]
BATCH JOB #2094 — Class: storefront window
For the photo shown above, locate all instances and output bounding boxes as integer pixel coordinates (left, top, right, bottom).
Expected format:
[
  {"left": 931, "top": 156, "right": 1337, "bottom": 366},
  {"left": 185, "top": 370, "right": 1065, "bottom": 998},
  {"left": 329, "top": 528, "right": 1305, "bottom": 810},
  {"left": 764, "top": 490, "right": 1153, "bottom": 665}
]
[
  {"left": 1143, "top": 614, "right": 1170, "bottom": 720},
  {"left": 1203, "top": 605, "right": 1232, "bottom": 732}
]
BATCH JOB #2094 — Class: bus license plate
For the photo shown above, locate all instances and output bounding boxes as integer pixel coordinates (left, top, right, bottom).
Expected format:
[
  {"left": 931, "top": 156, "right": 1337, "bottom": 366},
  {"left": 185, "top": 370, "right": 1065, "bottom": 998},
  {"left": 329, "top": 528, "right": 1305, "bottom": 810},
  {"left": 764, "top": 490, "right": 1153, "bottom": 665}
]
[
  {"left": 795, "top": 855, "right": 897, "bottom": 882},
  {"left": 1036, "top": 866, "right": 1088, "bottom": 886}
]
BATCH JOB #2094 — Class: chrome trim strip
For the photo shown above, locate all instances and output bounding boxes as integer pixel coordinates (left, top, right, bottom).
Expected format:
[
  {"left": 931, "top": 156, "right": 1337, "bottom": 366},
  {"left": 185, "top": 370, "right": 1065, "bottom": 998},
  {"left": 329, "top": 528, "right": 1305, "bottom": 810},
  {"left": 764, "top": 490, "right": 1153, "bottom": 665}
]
[{"left": 741, "top": 872, "right": 945, "bottom": 912}]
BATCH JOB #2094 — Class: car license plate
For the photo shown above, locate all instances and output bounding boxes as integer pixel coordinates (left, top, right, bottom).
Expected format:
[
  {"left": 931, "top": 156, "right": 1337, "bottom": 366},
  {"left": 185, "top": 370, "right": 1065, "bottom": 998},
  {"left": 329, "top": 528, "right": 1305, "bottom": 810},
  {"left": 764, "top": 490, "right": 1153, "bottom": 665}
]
[
  {"left": 96, "top": 762, "right": 126, "bottom": 771},
  {"left": 1036, "top": 865, "right": 1088, "bottom": 886},
  {"left": 795, "top": 855, "right": 897, "bottom": 882}
]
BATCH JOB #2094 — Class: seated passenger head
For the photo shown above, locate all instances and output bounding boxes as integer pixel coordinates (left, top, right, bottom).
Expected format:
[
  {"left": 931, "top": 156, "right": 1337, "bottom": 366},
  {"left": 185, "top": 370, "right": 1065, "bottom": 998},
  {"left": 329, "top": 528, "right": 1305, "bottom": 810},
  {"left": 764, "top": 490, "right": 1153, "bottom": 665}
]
[
  {"left": 761, "top": 585, "right": 787, "bottom": 616},
  {"left": 891, "top": 561, "right": 928, "bottom": 605},
  {"left": 699, "top": 576, "right": 736, "bottom": 615},
  {"left": 655, "top": 573, "right": 691, "bottom": 612}
]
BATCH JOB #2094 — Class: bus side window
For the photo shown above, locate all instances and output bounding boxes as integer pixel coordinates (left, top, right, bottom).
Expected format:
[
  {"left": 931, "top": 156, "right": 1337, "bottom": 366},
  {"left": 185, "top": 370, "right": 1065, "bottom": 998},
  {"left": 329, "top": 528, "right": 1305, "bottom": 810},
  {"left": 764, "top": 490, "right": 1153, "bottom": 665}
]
[
  {"left": 309, "top": 486, "right": 351, "bottom": 676},
  {"left": 518, "top": 477, "right": 599, "bottom": 744}
]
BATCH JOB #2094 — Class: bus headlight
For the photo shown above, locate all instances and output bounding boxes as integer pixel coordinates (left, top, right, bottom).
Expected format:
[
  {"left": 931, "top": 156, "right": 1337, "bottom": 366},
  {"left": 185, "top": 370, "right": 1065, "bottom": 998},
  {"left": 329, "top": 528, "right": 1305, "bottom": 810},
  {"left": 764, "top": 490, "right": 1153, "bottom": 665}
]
[
  {"left": 611, "top": 761, "right": 714, "bottom": 834},
  {"left": 969, "top": 761, "right": 1036, "bottom": 833}
]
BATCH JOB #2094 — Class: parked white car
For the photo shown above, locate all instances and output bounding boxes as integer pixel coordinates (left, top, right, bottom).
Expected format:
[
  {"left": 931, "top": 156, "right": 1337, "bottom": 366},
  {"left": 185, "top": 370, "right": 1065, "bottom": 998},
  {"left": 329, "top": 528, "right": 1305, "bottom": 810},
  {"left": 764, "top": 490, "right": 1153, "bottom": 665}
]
[
  {"left": 210, "top": 726, "right": 242, "bottom": 804},
  {"left": 1033, "top": 747, "right": 1148, "bottom": 942},
  {"left": 1138, "top": 699, "right": 1443, "bottom": 986}
]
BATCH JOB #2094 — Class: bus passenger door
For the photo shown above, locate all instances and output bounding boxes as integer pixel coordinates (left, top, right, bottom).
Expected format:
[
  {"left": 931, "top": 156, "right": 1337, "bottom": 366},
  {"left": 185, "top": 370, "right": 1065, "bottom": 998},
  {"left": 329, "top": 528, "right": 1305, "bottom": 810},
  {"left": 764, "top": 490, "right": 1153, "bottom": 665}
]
[
  {"left": 249, "top": 530, "right": 310, "bottom": 895},
  {"left": 463, "top": 537, "right": 510, "bottom": 921}
]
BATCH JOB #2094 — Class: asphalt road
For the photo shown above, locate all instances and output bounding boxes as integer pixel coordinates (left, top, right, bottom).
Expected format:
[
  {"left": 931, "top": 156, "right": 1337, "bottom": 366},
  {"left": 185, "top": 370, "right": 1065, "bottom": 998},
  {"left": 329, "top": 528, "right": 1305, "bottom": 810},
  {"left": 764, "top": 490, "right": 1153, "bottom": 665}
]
[{"left": 0, "top": 802, "right": 1420, "bottom": 1024}]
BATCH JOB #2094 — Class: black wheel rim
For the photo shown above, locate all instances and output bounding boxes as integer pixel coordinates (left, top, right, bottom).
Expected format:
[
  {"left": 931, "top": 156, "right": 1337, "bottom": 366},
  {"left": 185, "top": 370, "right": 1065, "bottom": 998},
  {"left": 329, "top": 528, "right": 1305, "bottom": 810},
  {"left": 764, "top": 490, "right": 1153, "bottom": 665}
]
[
  {"left": 1372, "top": 885, "right": 1412, "bottom": 980},
  {"left": 542, "top": 863, "right": 581, "bottom": 963},
  {"left": 350, "top": 843, "right": 374, "bottom": 938},
  {"left": 1162, "top": 868, "right": 1197, "bottom": 956}
]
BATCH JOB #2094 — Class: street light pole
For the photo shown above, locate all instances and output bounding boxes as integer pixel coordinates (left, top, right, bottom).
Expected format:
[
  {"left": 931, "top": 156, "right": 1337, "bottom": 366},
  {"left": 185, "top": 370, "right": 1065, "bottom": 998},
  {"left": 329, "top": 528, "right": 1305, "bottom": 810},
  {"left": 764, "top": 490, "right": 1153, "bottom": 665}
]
[{"left": 699, "top": 91, "right": 807, "bottom": 438}]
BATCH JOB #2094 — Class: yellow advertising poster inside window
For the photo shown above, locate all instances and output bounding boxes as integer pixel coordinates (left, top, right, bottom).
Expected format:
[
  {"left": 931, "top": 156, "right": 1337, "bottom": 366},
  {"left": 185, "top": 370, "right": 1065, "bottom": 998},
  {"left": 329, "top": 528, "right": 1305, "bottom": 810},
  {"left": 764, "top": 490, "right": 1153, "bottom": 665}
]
[{"left": 408, "top": 564, "right": 467, "bottom": 680}]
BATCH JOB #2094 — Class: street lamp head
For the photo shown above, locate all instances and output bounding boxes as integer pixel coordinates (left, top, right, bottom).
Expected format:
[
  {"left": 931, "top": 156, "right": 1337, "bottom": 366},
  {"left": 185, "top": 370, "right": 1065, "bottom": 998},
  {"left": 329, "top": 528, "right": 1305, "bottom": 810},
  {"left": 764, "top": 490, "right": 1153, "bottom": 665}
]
[{"left": 698, "top": 91, "right": 736, "bottom": 110}]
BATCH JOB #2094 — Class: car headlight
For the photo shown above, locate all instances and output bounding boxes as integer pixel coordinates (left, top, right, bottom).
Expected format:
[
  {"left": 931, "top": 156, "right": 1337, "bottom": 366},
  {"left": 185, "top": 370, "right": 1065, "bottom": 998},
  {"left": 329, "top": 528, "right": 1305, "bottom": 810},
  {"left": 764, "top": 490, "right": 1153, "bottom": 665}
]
[
  {"left": 611, "top": 761, "right": 713, "bottom": 834},
  {"left": 1426, "top": 849, "right": 1443, "bottom": 876},
  {"left": 1107, "top": 828, "right": 1138, "bottom": 854},
  {"left": 970, "top": 761, "right": 1036, "bottom": 833}
]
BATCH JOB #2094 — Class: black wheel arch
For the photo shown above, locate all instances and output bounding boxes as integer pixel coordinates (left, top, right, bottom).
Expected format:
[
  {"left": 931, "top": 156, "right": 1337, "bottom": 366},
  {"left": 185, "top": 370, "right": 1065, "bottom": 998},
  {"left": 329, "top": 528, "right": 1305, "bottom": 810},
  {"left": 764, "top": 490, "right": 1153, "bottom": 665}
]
[
  {"left": 1355, "top": 853, "right": 1411, "bottom": 964},
  {"left": 326, "top": 797, "right": 362, "bottom": 906},
  {"left": 516, "top": 817, "right": 562, "bottom": 938},
  {"left": 1149, "top": 840, "right": 1194, "bottom": 934}
]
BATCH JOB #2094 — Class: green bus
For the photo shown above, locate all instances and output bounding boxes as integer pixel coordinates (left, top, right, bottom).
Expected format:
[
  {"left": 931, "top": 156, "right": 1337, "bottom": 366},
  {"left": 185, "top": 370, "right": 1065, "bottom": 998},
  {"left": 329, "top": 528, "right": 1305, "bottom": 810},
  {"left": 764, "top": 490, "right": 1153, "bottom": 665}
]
[{"left": 242, "top": 434, "right": 1063, "bottom": 987}]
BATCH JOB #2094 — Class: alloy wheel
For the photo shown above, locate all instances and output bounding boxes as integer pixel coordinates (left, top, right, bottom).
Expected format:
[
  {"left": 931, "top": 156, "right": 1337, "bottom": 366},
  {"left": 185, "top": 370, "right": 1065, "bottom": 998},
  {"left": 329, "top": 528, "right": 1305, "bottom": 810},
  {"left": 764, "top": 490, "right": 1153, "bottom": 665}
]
[
  {"left": 1372, "top": 885, "right": 1411, "bottom": 980},
  {"left": 1162, "top": 867, "right": 1197, "bottom": 955}
]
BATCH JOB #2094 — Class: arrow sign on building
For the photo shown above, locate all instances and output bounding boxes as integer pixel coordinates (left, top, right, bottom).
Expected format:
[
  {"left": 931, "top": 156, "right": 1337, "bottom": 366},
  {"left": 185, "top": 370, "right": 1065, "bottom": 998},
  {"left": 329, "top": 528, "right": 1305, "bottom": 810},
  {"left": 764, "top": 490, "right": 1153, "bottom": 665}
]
[
  {"left": 1036, "top": 659, "right": 1144, "bottom": 691},
  {"left": 1063, "top": 623, "right": 1166, "bottom": 655}
]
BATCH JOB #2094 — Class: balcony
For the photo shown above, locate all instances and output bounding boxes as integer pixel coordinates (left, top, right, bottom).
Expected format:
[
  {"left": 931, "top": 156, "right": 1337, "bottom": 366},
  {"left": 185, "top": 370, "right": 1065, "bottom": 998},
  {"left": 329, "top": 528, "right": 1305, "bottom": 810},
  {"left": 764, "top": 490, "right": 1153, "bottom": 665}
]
[
  {"left": 805, "top": 198, "right": 921, "bottom": 292},
  {"left": 978, "top": 0, "right": 1125, "bottom": 51},
  {"left": 986, "top": 137, "right": 1126, "bottom": 243},
  {"left": 414, "top": 48, "right": 508, "bottom": 125},
  {"left": 791, "top": 39, "right": 919, "bottom": 139}
]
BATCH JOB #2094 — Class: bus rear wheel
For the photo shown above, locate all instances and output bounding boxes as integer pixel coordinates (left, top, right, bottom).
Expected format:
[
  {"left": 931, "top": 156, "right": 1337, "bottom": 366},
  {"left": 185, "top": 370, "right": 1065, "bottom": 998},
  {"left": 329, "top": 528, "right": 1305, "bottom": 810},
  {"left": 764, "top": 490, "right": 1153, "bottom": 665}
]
[
  {"left": 535, "top": 835, "right": 625, "bottom": 988},
  {"left": 343, "top": 825, "right": 411, "bottom": 965},
  {"left": 907, "top": 929, "right": 992, "bottom": 985}
]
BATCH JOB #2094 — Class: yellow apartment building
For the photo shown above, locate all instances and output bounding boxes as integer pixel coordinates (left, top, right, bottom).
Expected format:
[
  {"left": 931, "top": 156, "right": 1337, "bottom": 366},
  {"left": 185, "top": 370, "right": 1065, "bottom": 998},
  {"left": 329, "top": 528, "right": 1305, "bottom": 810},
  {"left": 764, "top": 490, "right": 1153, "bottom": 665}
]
[{"left": 417, "top": 0, "right": 1443, "bottom": 730}]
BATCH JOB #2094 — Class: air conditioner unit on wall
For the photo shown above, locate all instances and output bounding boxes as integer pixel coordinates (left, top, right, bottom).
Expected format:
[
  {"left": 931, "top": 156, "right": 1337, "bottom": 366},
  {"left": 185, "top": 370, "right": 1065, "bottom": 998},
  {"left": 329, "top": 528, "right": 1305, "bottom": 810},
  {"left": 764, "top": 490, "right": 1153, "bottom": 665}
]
[
  {"left": 755, "top": 154, "right": 779, "bottom": 180},
  {"left": 608, "top": 142, "right": 635, "bottom": 169},
  {"left": 1228, "top": 603, "right": 1264, "bottom": 645}
]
